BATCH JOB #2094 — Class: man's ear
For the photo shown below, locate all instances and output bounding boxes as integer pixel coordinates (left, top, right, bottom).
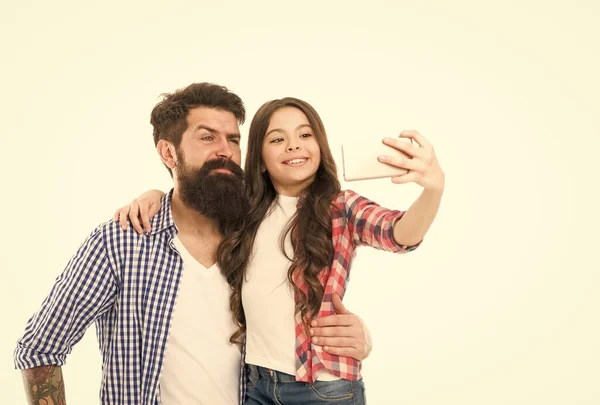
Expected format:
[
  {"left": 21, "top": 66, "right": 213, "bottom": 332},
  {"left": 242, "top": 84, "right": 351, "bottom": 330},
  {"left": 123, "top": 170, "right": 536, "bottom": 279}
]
[{"left": 157, "top": 140, "right": 177, "bottom": 169}]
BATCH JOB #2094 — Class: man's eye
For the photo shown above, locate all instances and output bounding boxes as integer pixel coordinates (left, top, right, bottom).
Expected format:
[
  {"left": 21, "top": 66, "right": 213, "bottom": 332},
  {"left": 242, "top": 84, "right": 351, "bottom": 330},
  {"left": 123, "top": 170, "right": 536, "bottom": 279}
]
[{"left": 201, "top": 136, "right": 214, "bottom": 141}]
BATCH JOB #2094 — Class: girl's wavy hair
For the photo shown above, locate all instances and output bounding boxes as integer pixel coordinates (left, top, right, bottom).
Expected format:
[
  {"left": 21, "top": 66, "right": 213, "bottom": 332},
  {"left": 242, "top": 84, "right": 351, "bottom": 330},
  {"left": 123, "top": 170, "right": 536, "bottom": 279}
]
[{"left": 218, "top": 97, "right": 341, "bottom": 343}]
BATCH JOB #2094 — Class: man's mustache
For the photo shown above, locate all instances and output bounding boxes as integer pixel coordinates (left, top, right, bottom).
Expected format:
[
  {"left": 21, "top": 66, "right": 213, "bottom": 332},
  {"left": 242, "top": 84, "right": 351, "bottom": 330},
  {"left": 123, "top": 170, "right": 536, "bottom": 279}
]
[{"left": 197, "top": 158, "right": 244, "bottom": 178}]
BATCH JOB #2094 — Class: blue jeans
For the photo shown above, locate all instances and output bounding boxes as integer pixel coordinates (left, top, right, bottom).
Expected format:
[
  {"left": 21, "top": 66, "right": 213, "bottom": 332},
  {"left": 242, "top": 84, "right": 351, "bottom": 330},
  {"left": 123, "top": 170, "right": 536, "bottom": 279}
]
[{"left": 244, "top": 364, "right": 366, "bottom": 404}]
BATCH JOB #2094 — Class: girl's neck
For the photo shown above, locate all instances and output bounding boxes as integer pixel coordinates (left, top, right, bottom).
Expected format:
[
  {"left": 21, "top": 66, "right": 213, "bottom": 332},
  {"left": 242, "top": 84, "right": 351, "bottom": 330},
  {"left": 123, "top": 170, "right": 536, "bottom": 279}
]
[{"left": 272, "top": 177, "right": 315, "bottom": 197}]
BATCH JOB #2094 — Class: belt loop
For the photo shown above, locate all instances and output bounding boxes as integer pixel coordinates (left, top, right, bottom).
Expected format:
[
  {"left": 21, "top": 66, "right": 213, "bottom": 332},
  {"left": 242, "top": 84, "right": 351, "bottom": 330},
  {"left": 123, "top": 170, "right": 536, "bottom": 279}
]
[{"left": 247, "top": 364, "right": 260, "bottom": 385}]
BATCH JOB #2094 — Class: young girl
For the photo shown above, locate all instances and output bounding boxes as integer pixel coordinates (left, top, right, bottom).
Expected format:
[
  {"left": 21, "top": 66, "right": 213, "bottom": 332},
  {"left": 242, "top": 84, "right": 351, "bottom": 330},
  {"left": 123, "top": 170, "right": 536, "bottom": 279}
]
[{"left": 117, "top": 98, "right": 444, "bottom": 404}]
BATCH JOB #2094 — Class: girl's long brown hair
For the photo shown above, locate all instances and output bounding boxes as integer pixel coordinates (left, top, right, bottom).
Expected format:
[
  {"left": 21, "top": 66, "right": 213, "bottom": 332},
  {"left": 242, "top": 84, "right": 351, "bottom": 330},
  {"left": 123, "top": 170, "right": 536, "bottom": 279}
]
[{"left": 218, "top": 98, "right": 341, "bottom": 343}]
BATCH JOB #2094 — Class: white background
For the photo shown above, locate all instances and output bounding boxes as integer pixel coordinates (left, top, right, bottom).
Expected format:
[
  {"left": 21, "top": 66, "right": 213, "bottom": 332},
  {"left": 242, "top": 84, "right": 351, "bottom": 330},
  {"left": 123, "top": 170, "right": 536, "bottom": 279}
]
[{"left": 1, "top": 0, "right": 599, "bottom": 403}]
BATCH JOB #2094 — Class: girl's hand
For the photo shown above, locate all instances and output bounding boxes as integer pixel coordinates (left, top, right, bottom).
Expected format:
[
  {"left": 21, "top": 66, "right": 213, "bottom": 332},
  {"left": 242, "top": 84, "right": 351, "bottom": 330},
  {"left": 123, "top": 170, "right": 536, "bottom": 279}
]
[
  {"left": 378, "top": 130, "right": 445, "bottom": 192},
  {"left": 113, "top": 189, "right": 165, "bottom": 234}
]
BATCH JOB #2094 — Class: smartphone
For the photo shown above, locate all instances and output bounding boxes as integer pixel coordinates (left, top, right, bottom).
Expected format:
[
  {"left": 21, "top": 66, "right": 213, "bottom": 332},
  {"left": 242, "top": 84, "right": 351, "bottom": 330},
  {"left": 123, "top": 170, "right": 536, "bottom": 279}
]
[{"left": 341, "top": 139, "right": 411, "bottom": 181}]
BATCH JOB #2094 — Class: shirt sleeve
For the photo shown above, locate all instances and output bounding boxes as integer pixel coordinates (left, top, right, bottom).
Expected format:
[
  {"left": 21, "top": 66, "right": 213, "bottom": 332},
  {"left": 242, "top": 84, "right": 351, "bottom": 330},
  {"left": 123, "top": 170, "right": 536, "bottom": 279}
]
[
  {"left": 342, "top": 189, "right": 421, "bottom": 252},
  {"left": 14, "top": 225, "right": 118, "bottom": 369}
]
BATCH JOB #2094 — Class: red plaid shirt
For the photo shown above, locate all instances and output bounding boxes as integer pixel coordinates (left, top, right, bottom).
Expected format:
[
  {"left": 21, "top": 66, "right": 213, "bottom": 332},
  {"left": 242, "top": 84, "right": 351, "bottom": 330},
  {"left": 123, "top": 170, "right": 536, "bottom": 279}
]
[{"left": 292, "top": 190, "right": 419, "bottom": 382}]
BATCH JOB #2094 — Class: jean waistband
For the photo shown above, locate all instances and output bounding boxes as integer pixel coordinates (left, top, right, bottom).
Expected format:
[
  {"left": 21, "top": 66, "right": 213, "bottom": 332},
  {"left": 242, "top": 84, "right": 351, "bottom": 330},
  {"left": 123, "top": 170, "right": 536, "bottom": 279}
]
[{"left": 247, "top": 364, "right": 298, "bottom": 383}]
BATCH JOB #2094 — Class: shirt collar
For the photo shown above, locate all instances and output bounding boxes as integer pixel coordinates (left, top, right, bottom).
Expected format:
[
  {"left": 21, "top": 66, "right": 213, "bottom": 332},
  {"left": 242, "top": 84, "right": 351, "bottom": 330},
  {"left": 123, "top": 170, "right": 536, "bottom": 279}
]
[{"left": 147, "top": 188, "right": 178, "bottom": 236}]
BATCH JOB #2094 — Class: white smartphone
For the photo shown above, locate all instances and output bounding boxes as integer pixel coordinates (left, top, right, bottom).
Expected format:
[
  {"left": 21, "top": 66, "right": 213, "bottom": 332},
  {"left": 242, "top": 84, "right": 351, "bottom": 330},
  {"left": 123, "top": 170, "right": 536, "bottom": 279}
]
[{"left": 341, "top": 139, "right": 411, "bottom": 181}]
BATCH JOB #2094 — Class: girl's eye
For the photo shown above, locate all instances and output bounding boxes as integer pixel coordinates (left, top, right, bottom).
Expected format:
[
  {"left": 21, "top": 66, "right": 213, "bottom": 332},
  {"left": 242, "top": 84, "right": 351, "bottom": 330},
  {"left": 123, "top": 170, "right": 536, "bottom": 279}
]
[
  {"left": 301, "top": 133, "right": 312, "bottom": 138},
  {"left": 271, "top": 138, "right": 284, "bottom": 143}
]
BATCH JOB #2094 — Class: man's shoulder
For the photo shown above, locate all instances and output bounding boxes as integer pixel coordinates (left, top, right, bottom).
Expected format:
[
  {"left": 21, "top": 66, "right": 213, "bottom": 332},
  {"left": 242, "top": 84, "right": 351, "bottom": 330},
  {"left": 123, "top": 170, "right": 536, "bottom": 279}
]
[
  {"left": 93, "top": 218, "right": 150, "bottom": 249},
  {"left": 94, "top": 191, "right": 174, "bottom": 251}
]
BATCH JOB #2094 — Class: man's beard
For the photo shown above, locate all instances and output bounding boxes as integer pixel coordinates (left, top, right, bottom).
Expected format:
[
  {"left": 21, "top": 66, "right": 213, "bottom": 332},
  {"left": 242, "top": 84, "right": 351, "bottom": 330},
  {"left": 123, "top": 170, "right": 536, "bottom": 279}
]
[{"left": 177, "top": 155, "right": 248, "bottom": 236}]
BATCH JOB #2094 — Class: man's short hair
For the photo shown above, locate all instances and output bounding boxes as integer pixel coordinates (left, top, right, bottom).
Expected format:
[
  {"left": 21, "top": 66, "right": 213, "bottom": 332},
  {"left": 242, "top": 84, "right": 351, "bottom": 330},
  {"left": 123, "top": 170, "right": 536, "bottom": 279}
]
[{"left": 150, "top": 82, "right": 245, "bottom": 148}]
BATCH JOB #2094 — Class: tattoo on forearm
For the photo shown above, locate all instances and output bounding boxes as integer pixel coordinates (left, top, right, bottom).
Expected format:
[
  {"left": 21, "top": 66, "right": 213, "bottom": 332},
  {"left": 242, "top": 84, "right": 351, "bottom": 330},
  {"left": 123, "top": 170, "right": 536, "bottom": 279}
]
[{"left": 22, "top": 365, "right": 66, "bottom": 405}]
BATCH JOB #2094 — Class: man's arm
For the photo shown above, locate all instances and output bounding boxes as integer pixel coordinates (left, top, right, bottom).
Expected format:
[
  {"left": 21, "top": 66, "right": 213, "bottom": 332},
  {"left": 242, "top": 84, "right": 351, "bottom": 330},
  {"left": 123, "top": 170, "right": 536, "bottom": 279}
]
[
  {"left": 22, "top": 366, "right": 66, "bottom": 405},
  {"left": 14, "top": 224, "right": 118, "bottom": 403},
  {"left": 310, "top": 294, "right": 372, "bottom": 361}
]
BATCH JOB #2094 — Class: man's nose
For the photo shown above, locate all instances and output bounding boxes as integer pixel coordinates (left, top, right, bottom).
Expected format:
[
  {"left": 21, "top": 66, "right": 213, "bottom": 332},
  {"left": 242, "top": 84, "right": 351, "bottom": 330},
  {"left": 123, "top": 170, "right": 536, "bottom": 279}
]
[{"left": 216, "top": 138, "right": 234, "bottom": 159}]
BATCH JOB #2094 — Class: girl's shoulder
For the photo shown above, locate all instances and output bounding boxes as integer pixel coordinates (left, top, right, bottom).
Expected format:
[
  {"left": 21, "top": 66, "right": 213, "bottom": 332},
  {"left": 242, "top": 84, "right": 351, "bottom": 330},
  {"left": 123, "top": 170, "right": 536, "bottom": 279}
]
[
  {"left": 331, "top": 189, "right": 365, "bottom": 213},
  {"left": 333, "top": 189, "right": 385, "bottom": 214},
  {"left": 334, "top": 189, "right": 362, "bottom": 205}
]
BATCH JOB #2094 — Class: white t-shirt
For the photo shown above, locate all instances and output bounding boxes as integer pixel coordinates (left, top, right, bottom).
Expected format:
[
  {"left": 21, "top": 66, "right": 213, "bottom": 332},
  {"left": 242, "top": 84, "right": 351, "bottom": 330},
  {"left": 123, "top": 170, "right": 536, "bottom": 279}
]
[
  {"left": 160, "top": 236, "right": 241, "bottom": 405},
  {"left": 243, "top": 195, "right": 338, "bottom": 381}
]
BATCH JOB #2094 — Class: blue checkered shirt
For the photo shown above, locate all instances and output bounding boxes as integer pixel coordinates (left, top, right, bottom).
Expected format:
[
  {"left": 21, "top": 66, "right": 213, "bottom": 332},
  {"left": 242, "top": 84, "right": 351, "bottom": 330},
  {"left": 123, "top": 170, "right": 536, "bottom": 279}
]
[{"left": 14, "top": 190, "right": 247, "bottom": 404}]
